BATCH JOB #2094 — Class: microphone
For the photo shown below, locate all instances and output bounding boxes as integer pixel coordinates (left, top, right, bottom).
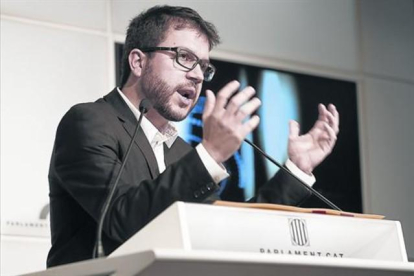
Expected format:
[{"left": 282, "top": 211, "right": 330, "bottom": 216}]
[
  {"left": 138, "top": 98, "right": 152, "bottom": 114},
  {"left": 243, "top": 139, "right": 342, "bottom": 211},
  {"left": 93, "top": 99, "right": 152, "bottom": 258}
]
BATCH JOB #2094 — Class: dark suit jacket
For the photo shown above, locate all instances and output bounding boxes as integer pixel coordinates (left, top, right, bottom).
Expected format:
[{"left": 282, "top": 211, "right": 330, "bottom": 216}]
[{"left": 47, "top": 88, "right": 311, "bottom": 267}]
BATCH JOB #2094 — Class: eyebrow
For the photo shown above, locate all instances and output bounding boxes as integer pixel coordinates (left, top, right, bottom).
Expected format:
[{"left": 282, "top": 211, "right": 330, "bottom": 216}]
[{"left": 179, "top": 46, "right": 210, "bottom": 62}]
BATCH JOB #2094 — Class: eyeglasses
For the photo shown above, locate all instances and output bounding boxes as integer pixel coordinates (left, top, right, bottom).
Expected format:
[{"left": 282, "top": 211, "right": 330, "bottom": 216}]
[{"left": 140, "top": 47, "right": 216, "bottom": 82}]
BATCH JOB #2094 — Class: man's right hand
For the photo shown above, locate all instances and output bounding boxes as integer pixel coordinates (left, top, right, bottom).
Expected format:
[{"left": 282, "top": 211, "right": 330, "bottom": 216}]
[{"left": 201, "top": 80, "right": 261, "bottom": 163}]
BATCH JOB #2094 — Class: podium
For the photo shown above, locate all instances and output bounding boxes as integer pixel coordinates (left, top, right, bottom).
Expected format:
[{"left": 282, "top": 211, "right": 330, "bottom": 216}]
[{"left": 25, "top": 202, "right": 414, "bottom": 276}]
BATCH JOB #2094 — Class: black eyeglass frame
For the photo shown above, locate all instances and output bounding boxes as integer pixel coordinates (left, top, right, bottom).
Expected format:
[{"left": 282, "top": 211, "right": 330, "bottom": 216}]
[{"left": 140, "top": 47, "right": 216, "bottom": 82}]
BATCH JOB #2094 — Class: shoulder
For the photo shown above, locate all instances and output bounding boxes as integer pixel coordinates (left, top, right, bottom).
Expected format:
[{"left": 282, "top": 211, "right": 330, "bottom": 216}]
[
  {"left": 55, "top": 100, "right": 121, "bottom": 145},
  {"left": 64, "top": 100, "right": 112, "bottom": 120},
  {"left": 59, "top": 98, "right": 120, "bottom": 129},
  {"left": 61, "top": 89, "right": 129, "bottom": 125}
]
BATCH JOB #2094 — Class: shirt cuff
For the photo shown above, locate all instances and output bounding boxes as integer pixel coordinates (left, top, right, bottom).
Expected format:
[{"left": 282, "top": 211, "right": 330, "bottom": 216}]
[
  {"left": 196, "top": 144, "right": 229, "bottom": 184},
  {"left": 285, "top": 159, "right": 316, "bottom": 187}
]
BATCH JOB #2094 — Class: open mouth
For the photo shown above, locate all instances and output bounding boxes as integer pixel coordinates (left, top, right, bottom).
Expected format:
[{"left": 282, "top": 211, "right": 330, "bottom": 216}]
[
  {"left": 181, "top": 92, "right": 191, "bottom": 99},
  {"left": 177, "top": 88, "right": 195, "bottom": 104}
]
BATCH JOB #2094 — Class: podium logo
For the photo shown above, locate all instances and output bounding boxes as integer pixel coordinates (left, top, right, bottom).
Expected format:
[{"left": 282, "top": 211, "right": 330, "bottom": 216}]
[{"left": 289, "top": 218, "right": 310, "bottom": 246}]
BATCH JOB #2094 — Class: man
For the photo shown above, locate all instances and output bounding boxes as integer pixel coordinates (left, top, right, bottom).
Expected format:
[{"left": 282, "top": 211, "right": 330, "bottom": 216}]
[{"left": 47, "top": 6, "right": 339, "bottom": 267}]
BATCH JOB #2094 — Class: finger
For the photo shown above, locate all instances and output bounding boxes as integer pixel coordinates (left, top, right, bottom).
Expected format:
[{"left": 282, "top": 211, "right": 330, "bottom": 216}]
[
  {"left": 289, "top": 120, "right": 300, "bottom": 139},
  {"left": 328, "top": 103, "right": 338, "bottom": 117},
  {"left": 235, "top": 97, "right": 261, "bottom": 121},
  {"left": 226, "top": 86, "right": 256, "bottom": 115},
  {"left": 202, "top": 90, "right": 216, "bottom": 120},
  {"left": 324, "top": 110, "right": 339, "bottom": 134},
  {"left": 241, "top": 115, "right": 260, "bottom": 136},
  {"left": 328, "top": 104, "right": 340, "bottom": 133},
  {"left": 214, "top": 80, "right": 240, "bottom": 111},
  {"left": 318, "top": 103, "right": 328, "bottom": 121},
  {"left": 323, "top": 122, "right": 337, "bottom": 145}
]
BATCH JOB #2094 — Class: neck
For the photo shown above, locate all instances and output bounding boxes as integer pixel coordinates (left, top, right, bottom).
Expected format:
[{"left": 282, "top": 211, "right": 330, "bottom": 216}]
[
  {"left": 120, "top": 85, "right": 169, "bottom": 131},
  {"left": 145, "top": 109, "right": 169, "bottom": 131}
]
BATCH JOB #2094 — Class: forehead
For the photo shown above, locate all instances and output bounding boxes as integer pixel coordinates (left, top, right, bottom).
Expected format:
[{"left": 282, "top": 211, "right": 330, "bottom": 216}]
[{"left": 159, "top": 27, "right": 210, "bottom": 60}]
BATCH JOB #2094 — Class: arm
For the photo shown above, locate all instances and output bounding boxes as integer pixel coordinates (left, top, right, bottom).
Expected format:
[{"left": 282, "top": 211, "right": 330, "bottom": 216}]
[
  {"left": 253, "top": 104, "right": 339, "bottom": 205},
  {"left": 50, "top": 103, "right": 219, "bottom": 242},
  {"left": 198, "top": 81, "right": 340, "bottom": 206}
]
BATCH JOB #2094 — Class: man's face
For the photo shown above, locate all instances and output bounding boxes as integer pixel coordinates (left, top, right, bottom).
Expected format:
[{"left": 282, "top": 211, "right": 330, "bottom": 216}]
[{"left": 140, "top": 27, "right": 210, "bottom": 122}]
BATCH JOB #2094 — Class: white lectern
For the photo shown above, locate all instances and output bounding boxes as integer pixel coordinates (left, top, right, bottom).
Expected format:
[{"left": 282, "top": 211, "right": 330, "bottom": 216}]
[{"left": 24, "top": 202, "right": 414, "bottom": 276}]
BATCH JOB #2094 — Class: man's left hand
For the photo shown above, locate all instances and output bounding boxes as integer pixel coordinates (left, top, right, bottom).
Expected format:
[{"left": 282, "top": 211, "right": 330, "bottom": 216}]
[{"left": 288, "top": 104, "right": 339, "bottom": 174}]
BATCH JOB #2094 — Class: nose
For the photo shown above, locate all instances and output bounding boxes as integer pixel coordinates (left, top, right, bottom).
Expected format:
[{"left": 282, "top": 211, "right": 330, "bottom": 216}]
[{"left": 186, "top": 63, "right": 204, "bottom": 84}]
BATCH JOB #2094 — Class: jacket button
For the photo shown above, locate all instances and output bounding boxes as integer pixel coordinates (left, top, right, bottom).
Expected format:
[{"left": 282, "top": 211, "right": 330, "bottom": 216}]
[
  {"left": 193, "top": 190, "right": 201, "bottom": 198},
  {"left": 201, "top": 187, "right": 207, "bottom": 194}
]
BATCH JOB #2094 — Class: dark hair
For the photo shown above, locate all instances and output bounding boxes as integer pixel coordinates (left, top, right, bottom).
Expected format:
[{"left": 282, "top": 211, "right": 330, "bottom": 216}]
[{"left": 119, "top": 5, "right": 221, "bottom": 88}]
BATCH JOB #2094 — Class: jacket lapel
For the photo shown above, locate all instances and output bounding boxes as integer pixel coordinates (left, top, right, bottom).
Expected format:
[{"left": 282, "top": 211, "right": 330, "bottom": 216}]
[{"left": 102, "top": 89, "right": 160, "bottom": 178}]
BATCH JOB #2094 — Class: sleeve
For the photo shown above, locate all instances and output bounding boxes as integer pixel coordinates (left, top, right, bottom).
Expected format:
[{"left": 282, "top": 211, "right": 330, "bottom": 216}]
[
  {"left": 195, "top": 143, "right": 229, "bottom": 183},
  {"left": 50, "top": 104, "right": 220, "bottom": 242},
  {"left": 285, "top": 159, "right": 316, "bottom": 186},
  {"left": 252, "top": 168, "right": 313, "bottom": 206}
]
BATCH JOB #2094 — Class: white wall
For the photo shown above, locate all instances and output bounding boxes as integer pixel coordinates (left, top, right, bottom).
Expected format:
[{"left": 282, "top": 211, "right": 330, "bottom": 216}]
[
  {"left": 1, "top": 0, "right": 413, "bottom": 274},
  {"left": 358, "top": 0, "right": 414, "bottom": 259}
]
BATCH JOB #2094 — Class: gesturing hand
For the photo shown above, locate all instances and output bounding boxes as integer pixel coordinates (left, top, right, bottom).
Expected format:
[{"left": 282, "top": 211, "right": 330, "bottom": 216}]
[
  {"left": 202, "top": 81, "right": 261, "bottom": 163},
  {"left": 288, "top": 104, "right": 340, "bottom": 174}
]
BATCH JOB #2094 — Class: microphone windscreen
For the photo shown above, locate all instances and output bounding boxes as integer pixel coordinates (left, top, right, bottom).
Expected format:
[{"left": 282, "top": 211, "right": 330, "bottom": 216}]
[{"left": 139, "top": 99, "right": 152, "bottom": 113}]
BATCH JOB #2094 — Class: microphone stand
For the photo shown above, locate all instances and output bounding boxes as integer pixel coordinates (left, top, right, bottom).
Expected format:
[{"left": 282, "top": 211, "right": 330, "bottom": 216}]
[{"left": 93, "top": 99, "right": 151, "bottom": 258}]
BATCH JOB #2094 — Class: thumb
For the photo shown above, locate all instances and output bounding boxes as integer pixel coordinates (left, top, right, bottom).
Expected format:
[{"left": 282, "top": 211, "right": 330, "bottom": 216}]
[
  {"left": 203, "top": 90, "right": 216, "bottom": 119},
  {"left": 289, "top": 120, "right": 300, "bottom": 139}
]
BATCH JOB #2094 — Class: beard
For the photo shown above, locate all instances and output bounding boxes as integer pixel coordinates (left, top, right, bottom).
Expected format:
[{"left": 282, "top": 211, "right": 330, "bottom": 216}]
[{"left": 140, "top": 64, "right": 198, "bottom": 122}]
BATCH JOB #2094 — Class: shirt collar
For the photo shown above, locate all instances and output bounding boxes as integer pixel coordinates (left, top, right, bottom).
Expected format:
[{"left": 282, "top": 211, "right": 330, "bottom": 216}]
[{"left": 117, "top": 88, "right": 178, "bottom": 148}]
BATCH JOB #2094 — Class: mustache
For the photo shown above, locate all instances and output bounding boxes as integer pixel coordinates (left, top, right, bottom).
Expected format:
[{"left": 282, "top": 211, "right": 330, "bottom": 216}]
[{"left": 175, "top": 81, "right": 197, "bottom": 91}]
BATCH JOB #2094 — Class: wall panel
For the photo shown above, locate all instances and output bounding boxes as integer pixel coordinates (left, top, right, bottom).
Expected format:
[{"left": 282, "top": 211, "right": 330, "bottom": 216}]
[{"left": 0, "top": 19, "right": 109, "bottom": 220}]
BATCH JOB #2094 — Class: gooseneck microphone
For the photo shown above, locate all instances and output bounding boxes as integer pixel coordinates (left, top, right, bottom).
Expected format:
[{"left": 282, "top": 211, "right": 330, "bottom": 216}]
[
  {"left": 244, "top": 139, "right": 342, "bottom": 211},
  {"left": 93, "top": 99, "right": 152, "bottom": 258}
]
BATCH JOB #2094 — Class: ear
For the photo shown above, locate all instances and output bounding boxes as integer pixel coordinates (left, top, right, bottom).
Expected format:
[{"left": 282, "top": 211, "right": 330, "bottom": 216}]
[{"left": 128, "top": 49, "right": 147, "bottom": 78}]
